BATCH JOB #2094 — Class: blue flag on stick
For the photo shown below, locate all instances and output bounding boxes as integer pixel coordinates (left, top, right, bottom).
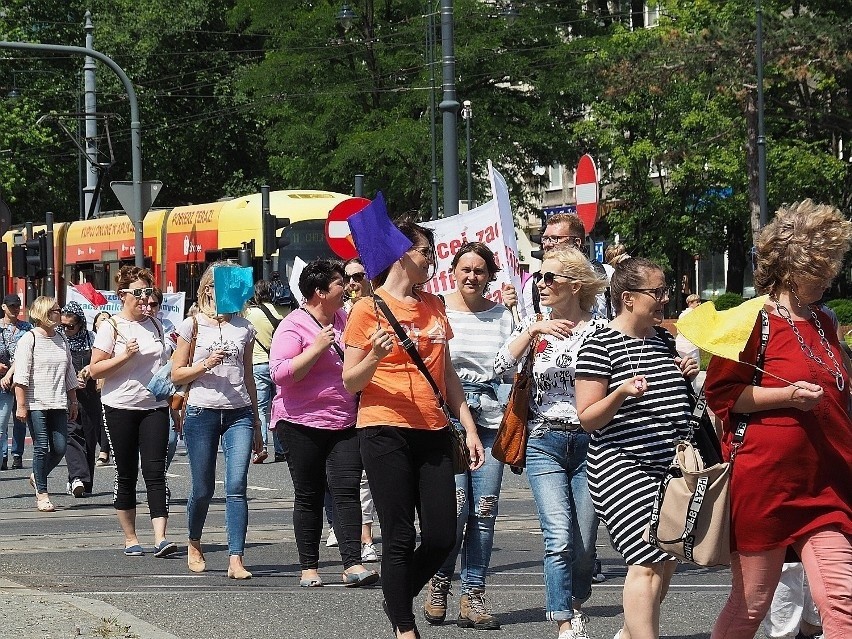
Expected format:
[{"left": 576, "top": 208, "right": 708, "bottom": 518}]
[
  {"left": 347, "top": 191, "right": 413, "bottom": 280},
  {"left": 213, "top": 265, "right": 254, "bottom": 314}
]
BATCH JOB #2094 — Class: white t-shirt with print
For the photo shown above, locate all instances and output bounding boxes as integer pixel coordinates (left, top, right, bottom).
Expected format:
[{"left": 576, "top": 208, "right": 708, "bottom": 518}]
[{"left": 176, "top": 315, "right": 256, "bottom": 409}]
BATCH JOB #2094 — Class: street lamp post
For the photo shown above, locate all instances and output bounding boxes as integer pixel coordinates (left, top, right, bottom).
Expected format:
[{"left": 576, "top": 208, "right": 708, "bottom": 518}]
[
  {"left": 1, "top": 40, "right": 146, "bottom": 268},
  {"left": 438, "top": 0, "right": 460, "bottom": 218},
  {"left": 755, "top": 0, "right": 768, "bottom": 228}
]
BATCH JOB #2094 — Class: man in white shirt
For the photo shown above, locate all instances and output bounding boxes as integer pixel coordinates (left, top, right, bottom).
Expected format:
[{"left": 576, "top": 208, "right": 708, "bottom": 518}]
[{"left": 521, "top": 213, "right": 610, "bottom": 320}]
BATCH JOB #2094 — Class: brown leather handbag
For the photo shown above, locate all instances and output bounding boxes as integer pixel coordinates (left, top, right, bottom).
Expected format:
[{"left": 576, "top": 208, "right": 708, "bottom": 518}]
[{"left": 491, "top": 332, "right": 538, "bottom": 468}]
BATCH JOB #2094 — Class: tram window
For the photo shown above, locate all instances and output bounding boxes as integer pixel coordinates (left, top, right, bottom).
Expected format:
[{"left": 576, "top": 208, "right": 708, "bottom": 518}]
[
  {"left": 177, "top": 262, "right": 207, "bottom": 305},
  {"left": 277, "top": 220, "right": 335, "bottom": 279}
]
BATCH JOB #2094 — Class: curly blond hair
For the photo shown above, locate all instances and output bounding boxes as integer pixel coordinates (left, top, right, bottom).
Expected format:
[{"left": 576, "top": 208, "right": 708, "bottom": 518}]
[
  {"left": 754, "top": 200, "right": 852, "bottom": 297},
  {"left": 541, "top": 245, "right": 608, "bottom": 312}
]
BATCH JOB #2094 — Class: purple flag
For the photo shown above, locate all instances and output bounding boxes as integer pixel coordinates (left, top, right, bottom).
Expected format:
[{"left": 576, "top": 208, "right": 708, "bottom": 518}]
[{"left": 347, "top": 192, "right": 413, "bottom": 279}]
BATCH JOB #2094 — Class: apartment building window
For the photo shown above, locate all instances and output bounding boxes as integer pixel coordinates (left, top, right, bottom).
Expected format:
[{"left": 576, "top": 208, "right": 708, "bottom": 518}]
[
  {"left": 547, "top": 162, "right": 563, "bottom": 191},
  {"left": 645, "top": 2, "right": 660, "bottom": 28}
]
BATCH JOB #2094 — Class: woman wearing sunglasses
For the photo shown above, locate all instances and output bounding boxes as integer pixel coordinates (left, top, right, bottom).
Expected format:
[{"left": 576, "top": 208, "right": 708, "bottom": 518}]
[
  {"left": 495, "top": 246, "right": 608, "bottom": 639},
  {"left": 90, "top": 267, "right": 176, "bottom": 557},
  {"left": 343, "top": 220, "right": 484, "bottom": 639},
  {"left": 574, "top": 257, "right": 698, "bottom": 639},
  {"left": 13, "top": 297, "right": 79, "bottom": 512}
]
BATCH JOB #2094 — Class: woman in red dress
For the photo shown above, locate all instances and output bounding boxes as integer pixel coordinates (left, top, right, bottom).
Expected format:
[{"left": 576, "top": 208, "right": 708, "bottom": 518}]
[{"left": 705, "top": 199, "right": 852, "bottom": 639}]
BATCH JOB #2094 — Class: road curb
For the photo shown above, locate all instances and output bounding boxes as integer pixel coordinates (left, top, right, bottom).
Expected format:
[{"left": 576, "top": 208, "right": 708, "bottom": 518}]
[{"left": 0, "top": 577, "right": 181, "bottom": 639}]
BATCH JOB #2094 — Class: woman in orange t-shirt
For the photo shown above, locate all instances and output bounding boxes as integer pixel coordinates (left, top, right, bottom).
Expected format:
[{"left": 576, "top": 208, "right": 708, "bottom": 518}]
[{"left": 343, "top": 220, "right": 484, "bottom": 639}]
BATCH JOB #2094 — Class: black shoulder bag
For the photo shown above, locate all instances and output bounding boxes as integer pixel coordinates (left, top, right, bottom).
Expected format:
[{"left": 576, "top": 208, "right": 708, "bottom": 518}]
[{"left": 372, "top": 294, "right": 471, "bottom": 474}]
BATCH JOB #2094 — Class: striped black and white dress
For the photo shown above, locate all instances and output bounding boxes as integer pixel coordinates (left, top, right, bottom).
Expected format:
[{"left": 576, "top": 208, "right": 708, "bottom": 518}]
[{"left": 575, "top": 327, "right": 692, "bottom": 564}]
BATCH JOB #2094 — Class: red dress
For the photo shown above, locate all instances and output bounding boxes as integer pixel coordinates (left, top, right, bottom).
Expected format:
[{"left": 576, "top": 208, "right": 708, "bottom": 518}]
[{"left": 704, "top": 310, "right": 852, "bottom": 552}]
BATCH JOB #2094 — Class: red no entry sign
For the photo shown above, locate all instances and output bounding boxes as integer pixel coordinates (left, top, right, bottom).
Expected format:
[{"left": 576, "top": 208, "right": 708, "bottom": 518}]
[
  {"left": 325, "top": 197, "right": 371, "bottom": 259},
  {"left": 574, "top": 154, "right": 599, "bottom": 235}
]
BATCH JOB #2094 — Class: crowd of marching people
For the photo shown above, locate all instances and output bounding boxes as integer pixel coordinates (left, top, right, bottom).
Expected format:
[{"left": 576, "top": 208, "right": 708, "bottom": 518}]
[{"left": 1, "top": 204, "right": 850, "bottom": 639}]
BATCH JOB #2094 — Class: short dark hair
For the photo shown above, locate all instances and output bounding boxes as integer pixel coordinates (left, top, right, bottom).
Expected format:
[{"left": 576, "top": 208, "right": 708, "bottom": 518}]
[
  {"left": 251, "top": 280, "right": 275, "bottom": 305},
  {"left": 450, "top": 242, "right": 500, "bottom": 281},
  {"left": 150, "top": 287, "right": 164, "bottom": 304},
  {"left": 298, "top": 259, "right": 344, "bottom": 300}
]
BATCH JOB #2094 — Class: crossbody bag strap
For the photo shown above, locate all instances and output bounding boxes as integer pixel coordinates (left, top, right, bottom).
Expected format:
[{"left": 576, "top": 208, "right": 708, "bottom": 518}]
[
  {"left": 654, "top": 325, "right": 708, "bottom": 437},
  {"left": 256, "top": 304, "right": 282, "bottom": 355},
  {"left": 373, "top": 294, "right": 446, "bottom": 408},
  {"left": 730, "top": 308, "right": 770, "bottom": 458},
  {"left": 301, "top": 307, "right": 344, "bottom": 361},
  {"left": 182, "top": 316, "right": 199, "bottom": 401}
]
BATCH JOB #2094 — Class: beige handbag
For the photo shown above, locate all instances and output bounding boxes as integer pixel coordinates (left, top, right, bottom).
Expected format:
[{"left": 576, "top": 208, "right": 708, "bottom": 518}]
[{"left": 643, "top": 440, "right": 731, "bottom": 567}]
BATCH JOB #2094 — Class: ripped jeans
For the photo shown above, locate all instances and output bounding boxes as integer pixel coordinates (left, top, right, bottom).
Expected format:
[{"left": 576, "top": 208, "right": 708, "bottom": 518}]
[{"left": 435, "top": 424, "right": 504, "bottom": 593}]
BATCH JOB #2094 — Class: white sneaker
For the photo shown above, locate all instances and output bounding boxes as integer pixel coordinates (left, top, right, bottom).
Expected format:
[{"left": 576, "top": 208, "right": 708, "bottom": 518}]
[
  {"left": 613, "top": 630, "right": 623, "bottom": 639},
  {"left": 361, "top": 542, "right": 379, "bottom": 562},
  {"left": 570, "top": 611, "right": 590, "bottom": 639},
  {"left": 325, "top": 529, "right": 338, "bottom": 548},
  {"left": 68, "top": 478, "right": 84, "bottom": 498},
  {"left": 557, "top": 630, "right": 576, "bottom": 639}
]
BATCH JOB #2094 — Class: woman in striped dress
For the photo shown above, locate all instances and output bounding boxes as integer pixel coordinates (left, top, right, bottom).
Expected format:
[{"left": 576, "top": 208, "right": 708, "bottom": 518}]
[{"left": 575, "top": 257, "right": 699, "bottom": 639}]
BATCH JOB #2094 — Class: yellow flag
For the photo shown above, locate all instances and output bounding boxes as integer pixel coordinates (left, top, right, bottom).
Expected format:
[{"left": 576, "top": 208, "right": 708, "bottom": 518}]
[{"left": 676, "top": 295, "right": 769, "bottom": 361}]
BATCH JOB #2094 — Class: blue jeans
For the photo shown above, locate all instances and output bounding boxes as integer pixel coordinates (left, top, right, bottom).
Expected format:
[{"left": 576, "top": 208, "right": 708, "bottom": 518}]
[
  {"left": 29, "top": 409, "right": 68, "bottom": 493},
  {"left": 183, "top": 405, "right": 254, "bottom": 556},
  {"left": 436, "top": 424, "right": 504, "bottom": 593},
  {"left": 253, "top": 363, "right": 284, "bottom": 455},
  {"left": 0, "top": 391, "right": 27, "bottom": 460},
  {"left": 526, "top": 428, "right": 598, "bottom": 621}
]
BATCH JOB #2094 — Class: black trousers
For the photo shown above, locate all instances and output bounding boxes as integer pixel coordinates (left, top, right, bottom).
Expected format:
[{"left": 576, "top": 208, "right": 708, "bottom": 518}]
[
  {"left": 103, "top": 406, "right": 170, "bottom": 518},
  {"left": 280, "top": 421, "right": 363, "bottom": 570},
  {"left": 360, "top": 426, "right": 457, "bottom": 633},
  {"left": 66, "top": 386, "right": 103, "bottom": 492}
]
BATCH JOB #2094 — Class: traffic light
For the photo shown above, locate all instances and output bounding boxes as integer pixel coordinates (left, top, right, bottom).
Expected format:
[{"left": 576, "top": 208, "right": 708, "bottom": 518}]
[
  {"left": 25, "top": 232, "right": 48, "bottom": 279},
  {"left": 11, "top": 245, "right": 26, "bottom": 279},
  {"left": 263, "top": 212, "right": 290, "bottom": 258}
]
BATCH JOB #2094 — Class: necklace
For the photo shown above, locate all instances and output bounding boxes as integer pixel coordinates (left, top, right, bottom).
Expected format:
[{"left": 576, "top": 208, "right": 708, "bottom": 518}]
[
  {"left": 775, "top": 300, "right": 845, "bottom": 391},
  {"left": 620, "top": 333, "right": 647, "bottom": 378}
]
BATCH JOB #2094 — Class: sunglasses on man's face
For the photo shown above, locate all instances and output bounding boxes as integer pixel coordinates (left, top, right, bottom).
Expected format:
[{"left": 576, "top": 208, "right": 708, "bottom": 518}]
[
  {"left": 120, "top": 287, "right": 155, "bottom": 299},
  {"left": 345, "top": 272, "right": 365, "bottom": 283}
]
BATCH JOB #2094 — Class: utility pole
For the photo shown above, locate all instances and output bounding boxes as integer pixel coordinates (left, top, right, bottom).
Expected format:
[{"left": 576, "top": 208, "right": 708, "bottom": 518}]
[
  {"left": 83, "top": 11, "right": 100, "bottom": 219},
  {"left": 438, "top": 0, "right": 460, "bottom": 217}
]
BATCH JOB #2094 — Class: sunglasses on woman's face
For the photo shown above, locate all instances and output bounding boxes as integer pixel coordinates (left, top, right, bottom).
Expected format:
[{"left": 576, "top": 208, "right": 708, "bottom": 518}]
[
  {"left": 120, "top": 287, "right": 155, "bottom": 299},
  {"left": 345, "top": 272, "right": 365, "bottom": 283},
  {"left": 533, "top": 271, "right": 571, "bottom": 287},
  {"left": 60, "top": 321, "right": 79, "bottom": 331}
]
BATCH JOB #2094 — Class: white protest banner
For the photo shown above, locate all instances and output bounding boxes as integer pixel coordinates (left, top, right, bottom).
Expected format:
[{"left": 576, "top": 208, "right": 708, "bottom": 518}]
[
  {"left": 289, "top": 256, "right": 307, "bottom": 306},
  {"left": 65, "top": 286, "right": 186, "bottom": 331},
  {"left": 421, "top": 163, "right": 522, "bottom": 306}
]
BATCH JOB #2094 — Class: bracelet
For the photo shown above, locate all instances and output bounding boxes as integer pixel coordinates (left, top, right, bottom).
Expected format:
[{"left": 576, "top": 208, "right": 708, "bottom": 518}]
[
  {"left": 790, "top": 387, "right": 798, "bottom": 402},
  {"left": 526, "top": 326, "right": 534, "bottom": 340},
  {"left": 70, "top": 401, "right": 78, "bottom": 406},
  {"left": 201, "top": 360, "right": 211, "bottom": 372}
]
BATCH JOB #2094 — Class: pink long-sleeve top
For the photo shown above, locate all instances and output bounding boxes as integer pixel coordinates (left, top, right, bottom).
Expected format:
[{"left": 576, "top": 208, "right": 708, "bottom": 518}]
[{"left": 269, "top": 307, "right": 356, "bottom": 430}]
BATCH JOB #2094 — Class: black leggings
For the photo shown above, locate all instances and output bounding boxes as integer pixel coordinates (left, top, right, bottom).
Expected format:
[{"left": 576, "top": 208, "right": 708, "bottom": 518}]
[
  {"left": 280, "top": 421, "right": 363, "bottom": 570},
  {"left": 360, "top": 426, "right": 457, "bottom": 633},
  {"left": 103, "top": 406, "right": 170, "bottom": 518}
]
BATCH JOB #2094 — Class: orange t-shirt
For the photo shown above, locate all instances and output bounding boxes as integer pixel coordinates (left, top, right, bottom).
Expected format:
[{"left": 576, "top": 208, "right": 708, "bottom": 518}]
[{"left": 343, "top": 288, "right": 453, "bottom": 430}]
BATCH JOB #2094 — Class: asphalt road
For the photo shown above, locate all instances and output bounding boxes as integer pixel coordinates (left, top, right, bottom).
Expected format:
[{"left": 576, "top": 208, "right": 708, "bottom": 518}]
[{"left": 0, "top": 442, "right": 767, "bottom": 639}]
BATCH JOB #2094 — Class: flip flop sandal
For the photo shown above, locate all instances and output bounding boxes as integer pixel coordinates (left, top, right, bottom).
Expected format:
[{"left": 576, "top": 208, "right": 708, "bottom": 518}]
[
  {"left": 342, "top": 569, "right": 379, "bottom": 588},
  {"left": 299, "top": 577, "right": 324, "bottom": 587}
]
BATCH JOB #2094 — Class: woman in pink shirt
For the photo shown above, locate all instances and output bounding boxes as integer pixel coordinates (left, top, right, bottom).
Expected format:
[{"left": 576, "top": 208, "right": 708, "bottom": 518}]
[{"left": 270, "top": 258, "right": 378, "bottom": 589}]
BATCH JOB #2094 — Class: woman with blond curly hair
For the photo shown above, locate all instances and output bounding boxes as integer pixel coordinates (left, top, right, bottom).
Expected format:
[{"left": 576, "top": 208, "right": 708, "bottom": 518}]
[{"left": 705, "top": 199, "right": 852, "bottom": 639}]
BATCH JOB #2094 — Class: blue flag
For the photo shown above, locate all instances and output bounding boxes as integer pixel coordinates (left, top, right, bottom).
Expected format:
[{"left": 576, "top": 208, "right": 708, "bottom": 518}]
[
  {"left": 213, "top": 265, "right": 254, "bottom": 314},
  {"left": 347, "top": 191, "right": 413, "bottom": 280}
]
